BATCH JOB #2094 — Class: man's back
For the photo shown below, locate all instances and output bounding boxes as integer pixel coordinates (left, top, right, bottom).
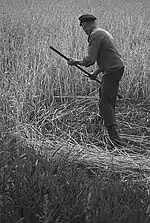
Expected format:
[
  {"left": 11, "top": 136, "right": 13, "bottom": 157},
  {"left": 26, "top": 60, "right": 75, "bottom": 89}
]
[{"left": 88, "top": 28, "right": 124, "bottom": 73}]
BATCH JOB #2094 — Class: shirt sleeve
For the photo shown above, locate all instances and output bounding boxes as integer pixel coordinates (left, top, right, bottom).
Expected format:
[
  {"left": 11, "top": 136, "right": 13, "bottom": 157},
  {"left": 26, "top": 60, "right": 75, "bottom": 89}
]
[{"left": 82, "top": 32, "right": 102, "bottom": 67}]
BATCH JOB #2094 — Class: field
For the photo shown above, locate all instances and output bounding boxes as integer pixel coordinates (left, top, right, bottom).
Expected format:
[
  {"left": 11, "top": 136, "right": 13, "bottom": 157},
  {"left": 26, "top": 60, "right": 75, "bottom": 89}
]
[{"left": 0, "top": 0, "right": 150, "bottom": 222}]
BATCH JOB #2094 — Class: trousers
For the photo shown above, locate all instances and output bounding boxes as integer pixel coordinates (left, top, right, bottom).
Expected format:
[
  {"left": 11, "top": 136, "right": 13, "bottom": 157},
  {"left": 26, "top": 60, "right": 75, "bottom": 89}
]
[{"left": 99, "top": 66, "right": 124, "bottom": 127}]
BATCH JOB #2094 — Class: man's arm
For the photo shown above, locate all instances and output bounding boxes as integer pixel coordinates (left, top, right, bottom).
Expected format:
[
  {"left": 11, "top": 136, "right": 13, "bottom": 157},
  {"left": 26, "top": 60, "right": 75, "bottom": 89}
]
[
  {"left": 91, "top": 67, "right": 102, "bottom": 76},
  {"left": 88, "top": 67, "right": 103, "bottom": 80},
  {"left": 68, "top": 58, "right": 85, "bottom": 66},
  {"left": 68, "top": 31, "right": 102, "bottom": 67},
  {"left": 82, "top": 32, "right": 101, "bottom": 67}
]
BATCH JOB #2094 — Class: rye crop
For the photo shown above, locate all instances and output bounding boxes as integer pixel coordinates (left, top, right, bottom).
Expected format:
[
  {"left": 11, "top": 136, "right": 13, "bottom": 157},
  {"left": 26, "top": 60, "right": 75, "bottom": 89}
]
[{"left": 0, "top": 0, "right": 150, "bottom": 222}]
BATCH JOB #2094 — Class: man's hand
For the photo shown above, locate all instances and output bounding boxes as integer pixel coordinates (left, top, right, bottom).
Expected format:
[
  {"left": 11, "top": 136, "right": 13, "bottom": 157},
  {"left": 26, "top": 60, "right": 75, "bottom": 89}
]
[
  {"left": 89, "top": 72, "right": 98, "bottom": 80},
  {"left": 68, "top": 58, "right": 85, "bottom": 66},
  {"left": 68, "top": 58, "right": 77, "bottom": 66},
  {"left": 89, "top": 68, "right": 103, "bottom": 80}
]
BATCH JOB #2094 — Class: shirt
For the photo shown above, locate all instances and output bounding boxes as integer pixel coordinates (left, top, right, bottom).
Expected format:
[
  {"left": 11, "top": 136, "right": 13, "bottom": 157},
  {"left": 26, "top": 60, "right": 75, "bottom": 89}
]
[{"left": 82, "top": 28, "right": 124, "bottom": 74}]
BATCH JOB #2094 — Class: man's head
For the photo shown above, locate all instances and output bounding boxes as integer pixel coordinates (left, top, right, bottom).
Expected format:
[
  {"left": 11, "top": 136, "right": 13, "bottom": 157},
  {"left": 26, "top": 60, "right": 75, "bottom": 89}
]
[{"left": 79, "top": 14, "right": 97, "bottom": 35}]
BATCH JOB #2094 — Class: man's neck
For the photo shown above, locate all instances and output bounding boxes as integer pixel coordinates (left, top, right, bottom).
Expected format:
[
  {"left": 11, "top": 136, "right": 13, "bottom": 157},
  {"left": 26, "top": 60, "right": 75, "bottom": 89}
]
[{"left": 89, "top": 25, "right": 97, "bottom": 35}]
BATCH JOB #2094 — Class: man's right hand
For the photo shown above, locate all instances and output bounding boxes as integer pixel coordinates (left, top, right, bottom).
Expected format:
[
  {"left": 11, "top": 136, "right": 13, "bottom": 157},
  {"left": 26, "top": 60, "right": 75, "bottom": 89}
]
[
  {"left": 89, "top": 68, "right": 103, "bottom": 80},
  {"left": 68, "top": 58, "right": 77, "bottom": 66},
  {"left": 89, "top": 72, "right": 98, "bottom": 80}
]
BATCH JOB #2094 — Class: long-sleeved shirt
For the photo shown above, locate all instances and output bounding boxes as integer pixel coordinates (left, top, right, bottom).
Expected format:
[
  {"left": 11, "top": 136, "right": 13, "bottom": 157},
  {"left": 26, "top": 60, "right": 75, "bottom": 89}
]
[{"left": 82, "top": 28, "right": 124, "bottom": 74}]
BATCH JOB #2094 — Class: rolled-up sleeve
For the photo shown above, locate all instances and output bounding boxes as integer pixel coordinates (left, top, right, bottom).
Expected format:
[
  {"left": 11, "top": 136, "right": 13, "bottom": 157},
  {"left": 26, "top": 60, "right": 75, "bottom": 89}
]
[{"left": 82, "top": 32, "right": 101, "bottom": 67}]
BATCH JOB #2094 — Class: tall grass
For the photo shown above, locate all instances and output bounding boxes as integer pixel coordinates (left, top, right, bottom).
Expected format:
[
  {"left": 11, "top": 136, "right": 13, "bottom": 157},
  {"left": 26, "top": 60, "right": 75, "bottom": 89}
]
[
  {"left": 0, "top": 0, "right": 149, "bottom": 103},
  {"left": 0, "top": 0, "right": 149, "bottom": 130},
  {"left": 0, "top": 0, "right": 150, "bottom": 222}
]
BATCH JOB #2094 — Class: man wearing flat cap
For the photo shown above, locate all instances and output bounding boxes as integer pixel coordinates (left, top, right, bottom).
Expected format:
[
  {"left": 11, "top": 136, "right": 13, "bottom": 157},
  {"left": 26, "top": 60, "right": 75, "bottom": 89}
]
[{"left": 68, "top": 14, "right": 124, "bottom": 147}]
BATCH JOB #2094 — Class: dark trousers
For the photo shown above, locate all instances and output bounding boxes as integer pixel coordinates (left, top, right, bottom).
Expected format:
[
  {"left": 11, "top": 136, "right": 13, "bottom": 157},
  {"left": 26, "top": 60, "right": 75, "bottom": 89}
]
[{"left": 99, "top": 67, "right": 124, "bottom": 127}]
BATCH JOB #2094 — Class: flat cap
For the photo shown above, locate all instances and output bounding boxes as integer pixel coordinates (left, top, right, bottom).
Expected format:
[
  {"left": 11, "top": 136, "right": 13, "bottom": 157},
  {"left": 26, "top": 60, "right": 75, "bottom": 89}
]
[{"left": 79, "top": 14, "right": 97, "bottom": 26}]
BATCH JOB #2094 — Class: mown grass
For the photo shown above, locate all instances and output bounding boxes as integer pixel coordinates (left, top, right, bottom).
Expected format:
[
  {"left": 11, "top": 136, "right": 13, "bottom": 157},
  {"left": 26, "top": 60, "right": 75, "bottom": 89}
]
[
  {"left": 0, "top": 135, "right": 150, "bottom": 223},
  {"left": 0, "top": 0, "right": 150, "bottom": 222}
]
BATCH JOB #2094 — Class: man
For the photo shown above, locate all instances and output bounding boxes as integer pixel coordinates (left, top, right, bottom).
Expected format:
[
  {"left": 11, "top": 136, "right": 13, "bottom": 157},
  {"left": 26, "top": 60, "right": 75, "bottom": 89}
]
[{"left": 68, "top": 14, "right": 124, "bottom": 146}]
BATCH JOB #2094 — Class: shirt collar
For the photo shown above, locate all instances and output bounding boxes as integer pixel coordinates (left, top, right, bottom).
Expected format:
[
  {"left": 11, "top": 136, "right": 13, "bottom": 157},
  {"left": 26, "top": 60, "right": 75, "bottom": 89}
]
[{"left": 88, "top": 27, "right": 98, "bottom": 41}]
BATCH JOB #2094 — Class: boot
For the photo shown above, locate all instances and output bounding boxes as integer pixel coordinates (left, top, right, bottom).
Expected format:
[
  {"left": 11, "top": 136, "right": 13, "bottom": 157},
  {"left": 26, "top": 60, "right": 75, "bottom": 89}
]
[{"left": 107, "top": 125, "right": 124, "bottom": 147}]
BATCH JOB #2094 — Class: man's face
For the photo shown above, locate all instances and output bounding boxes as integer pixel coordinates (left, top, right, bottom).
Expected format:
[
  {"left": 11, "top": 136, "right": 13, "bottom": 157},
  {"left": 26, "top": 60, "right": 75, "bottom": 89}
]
[{"left": 81, "top": 22, "right": 90, "bottom": 35}]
